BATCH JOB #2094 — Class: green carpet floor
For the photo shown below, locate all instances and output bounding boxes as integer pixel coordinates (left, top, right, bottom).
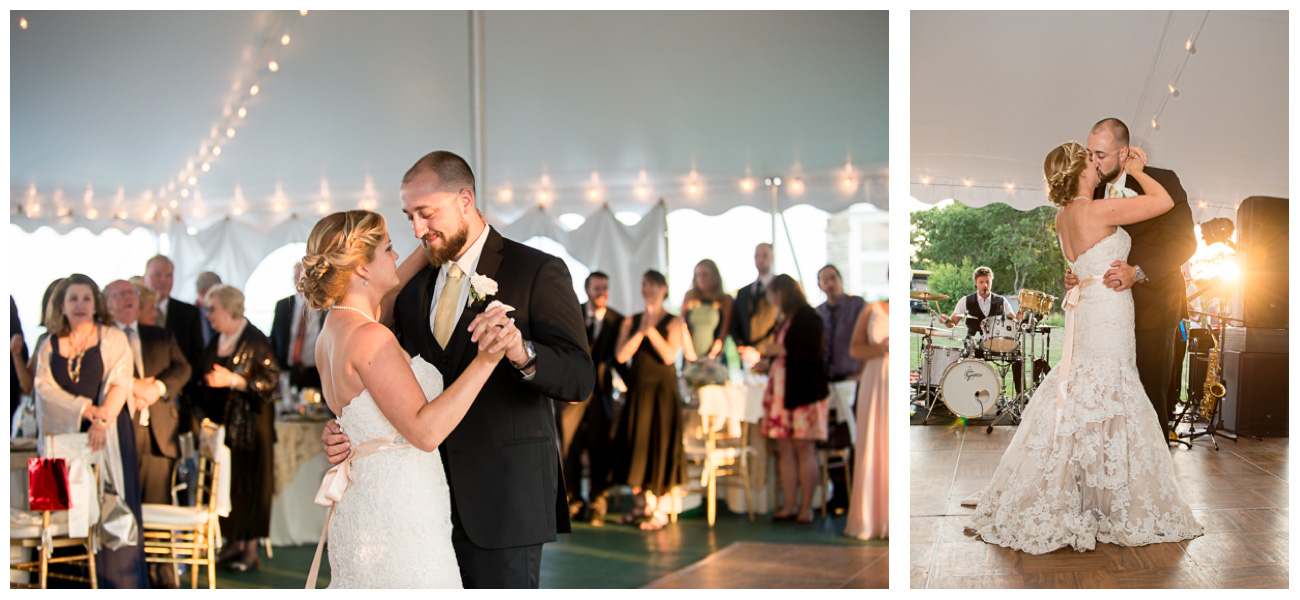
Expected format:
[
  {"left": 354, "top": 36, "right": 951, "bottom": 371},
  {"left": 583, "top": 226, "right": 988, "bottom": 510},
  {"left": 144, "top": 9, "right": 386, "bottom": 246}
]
[{"left": 215, "top": 507, "right": 883, "bottom": 589}]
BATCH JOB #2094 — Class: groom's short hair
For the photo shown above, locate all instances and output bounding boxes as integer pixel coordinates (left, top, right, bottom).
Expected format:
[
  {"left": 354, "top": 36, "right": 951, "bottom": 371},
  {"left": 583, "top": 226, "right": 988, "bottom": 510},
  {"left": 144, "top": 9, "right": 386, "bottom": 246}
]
[
  {"left": 402, "top": 150, "right": 476, "bottom": 194},
  {"left": 1091, "top": 118, "right": 1130, "bottom": 147}
]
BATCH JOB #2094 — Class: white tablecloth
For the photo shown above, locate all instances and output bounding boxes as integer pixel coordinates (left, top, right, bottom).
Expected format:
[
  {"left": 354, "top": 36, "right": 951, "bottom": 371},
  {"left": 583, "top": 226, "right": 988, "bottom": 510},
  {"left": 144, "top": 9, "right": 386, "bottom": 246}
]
[
  {"left": 269, "top": 419, "right": 330, "bottom": 546},
  {"left": 692, "top": 383, "right": 773, "bottom": 515}
]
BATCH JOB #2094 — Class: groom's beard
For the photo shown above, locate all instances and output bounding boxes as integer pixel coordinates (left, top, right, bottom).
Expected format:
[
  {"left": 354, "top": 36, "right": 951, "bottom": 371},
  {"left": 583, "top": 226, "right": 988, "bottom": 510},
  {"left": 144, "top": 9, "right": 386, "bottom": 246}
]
[
  {"left": 1098, "top": 163, "right": 1122, "bottom": 187},
  {"left": 422, "top": 219, "right": 469, "bottom": 266}
]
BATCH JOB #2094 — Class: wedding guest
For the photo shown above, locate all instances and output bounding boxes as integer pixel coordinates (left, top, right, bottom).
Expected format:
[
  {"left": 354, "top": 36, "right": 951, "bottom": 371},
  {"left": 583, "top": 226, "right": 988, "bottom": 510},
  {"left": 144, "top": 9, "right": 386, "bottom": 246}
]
[
  {"left": 270, "top": 263, "right": 324, "bottom": 390},
  {"left": 756, "top": 274, "right": 829, "bottom": 523},
  {"left": 612, "top": 270, "right": 686, "bottom": 531},
  {"left": 33, "top": 274, "right": 148, "bottom": 588},
  {"left": 133, "top": 283, "right": 160, "bottom": 327},
  {"left": 681, "top": 259, "right": 733, "bottom": 363},
  {"left": 193, "top": 284, "right": 279, "bottom": 572},
  {"left": 23, "top": 278, "right": 67, "bottom": 409},
  {"left": 844, "top": 300, "right": 888, "bottom": 540},
  {"left": 105, "top": 280, "right": 192, "bottom": 587},
  {"left": 12, "top": 297, "right": 32, "bottom": 419},
  {"left": 143, "top": 255, "right": 204, "bottom": 368},
  {"left": 556, "top": 271, "right": 626, "bottom": 526},
  {"left": 195, "top": 271, "right": 222, "bottom": 346},
  {"left": 816, "top": 265, "right": 867, "bottom": 382},
  {"left": 731, "top": 243, "right": 779, "bottom": 363}
]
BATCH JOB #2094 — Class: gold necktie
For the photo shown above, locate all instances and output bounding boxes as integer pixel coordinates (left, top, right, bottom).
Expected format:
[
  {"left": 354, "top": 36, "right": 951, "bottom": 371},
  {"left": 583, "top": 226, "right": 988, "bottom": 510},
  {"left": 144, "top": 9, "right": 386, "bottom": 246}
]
[
  {"left": 1108, "top": 185, "right": 1122, "bottom": 198},
  {"left": 433, "top": 264, "right": 464, "bottom": 348}
]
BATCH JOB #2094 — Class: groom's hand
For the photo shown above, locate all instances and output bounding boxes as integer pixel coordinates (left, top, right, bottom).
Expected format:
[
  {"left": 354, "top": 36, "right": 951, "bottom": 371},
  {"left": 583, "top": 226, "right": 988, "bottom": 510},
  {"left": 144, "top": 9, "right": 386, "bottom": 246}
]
[
  {"left": 1104, "top": 260, "right": 1137, "bottom": 291},
  {"left": 1064, "top": 268, "right": 1078, "bottom": 290},
  {"left": 322, "top": 419, "right": 351, "bottom": 465}
]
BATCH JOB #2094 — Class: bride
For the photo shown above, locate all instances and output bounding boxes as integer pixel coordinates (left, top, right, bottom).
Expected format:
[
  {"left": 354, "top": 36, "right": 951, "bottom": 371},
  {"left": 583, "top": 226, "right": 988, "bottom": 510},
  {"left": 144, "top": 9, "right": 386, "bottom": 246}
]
[
  {"left": 963, "top": 143, "right": 1202, "bottom": 554},
  {"left": 297, "top": 210, "right": 519, "bottom": 587}
]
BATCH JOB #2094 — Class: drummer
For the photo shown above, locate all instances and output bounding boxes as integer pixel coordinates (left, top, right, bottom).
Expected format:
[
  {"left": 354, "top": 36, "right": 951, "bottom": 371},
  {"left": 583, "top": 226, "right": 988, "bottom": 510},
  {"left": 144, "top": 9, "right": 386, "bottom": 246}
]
[{"left": 942, "top": 265, "right": 1025, "bottom": 395}]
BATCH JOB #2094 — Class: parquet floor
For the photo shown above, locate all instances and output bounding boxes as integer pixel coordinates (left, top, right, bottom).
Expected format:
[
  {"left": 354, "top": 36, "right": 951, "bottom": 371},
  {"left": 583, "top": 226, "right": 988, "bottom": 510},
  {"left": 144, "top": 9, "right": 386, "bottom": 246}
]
[
  {"left": 643, "top": 542, "right": 887, "bottom": 589},
  {"left": 910, "top": 425, "right": 1289, "bottom": 589}
]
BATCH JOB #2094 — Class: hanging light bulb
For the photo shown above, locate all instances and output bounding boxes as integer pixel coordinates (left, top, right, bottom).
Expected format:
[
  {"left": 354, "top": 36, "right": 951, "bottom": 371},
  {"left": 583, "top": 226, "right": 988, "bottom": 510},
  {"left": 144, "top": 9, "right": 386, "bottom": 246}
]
[
  {"left": 843, "top": 177, "right": 855, "bottom": 188},
  {"left": 963, "top": 179, "right": 973, "bottom": 187},
  {"left": 1168, "top": 84, "right": 1178, "bottom": 96},
  {"left": 180, "top": 189, "right": 190, "bottom": 198},
  {"left": 1004, "top": 182, "right": 1014, "bottom": 191},
  {"left": 19, "top": 17, "right": 28, "bottom": 29},
  {"left": 212, "top": 145, "right": 222, "bottom": 156},
  {"left": 187, "top": 176, "right": 197, "bottom": 185},
  {"left": 201, "top": 162, "right": 211, "bottom": 172},
  {"left": 268, "top": 60, "right": 279, "bottom": 72},
  {"left": 168, "top": 181, "right": 176, "bottom": 192},
  {"left": 1151, "top": 118, "right": 1159, "bottom": 130},
  {"left": 232, "top": 205, "right": 245, "bottom": 216},
  {"left": 238, "top": 106, "right": 247, "bottom": 118},
  {"left": 318, "top": 202, "right": 330, "bottom": 214},
  {"left": 86, "top": 208, "right": 98, "bottom": 219},
  {"left": 249, "top": 84, "right": 259, "bottom": 96},
  {"left": 588, "top": 189, "right": 599, "bottom": 199},
  {"left": 281, "top": 33, "right": 291, "bottom": 46},
  {"left": 635, "top": 186, "right": 649, "bottom": 198},
  {"left": 299, "top": 10, "right": 309, "bottom": 15},
  {"left": 170, "top": 199, "right": 179, "bottom": 209},
  {"left": 791, "top": 180, "right": 804, "bottom": 193},
  {"left": 688, "top": 184, "right": 699, "bottom": 195},
  {"left": 500, "top": 189, "right": 513, "bottom": 201},
  {"left": 226, "top": 128, "right": 236, "bottom": 138},
  {"left": 921, "top": 175, "right": 932, "bottom": 185},
  {"left": 741, "top": 178, "right": 754, "bottom": 191},
  {"left": 539, "top": 191, "right": 551, "bottom": 204}
]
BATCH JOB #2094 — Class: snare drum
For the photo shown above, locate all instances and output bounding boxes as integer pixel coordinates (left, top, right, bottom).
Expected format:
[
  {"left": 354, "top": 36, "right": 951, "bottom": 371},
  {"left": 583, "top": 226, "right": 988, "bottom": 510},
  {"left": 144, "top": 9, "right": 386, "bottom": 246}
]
[
  {"left": 922, "top": 346, "right": 964, "bottom": 387},
  {"left": 981, "top": 316, "right": 1021, "bottom": 354},
  {"left": 1017, "top": 289, "right": 1056, "bottom": 317},
  {"left": 940, "top": 359, "right": 1001, "bottom": 418}
]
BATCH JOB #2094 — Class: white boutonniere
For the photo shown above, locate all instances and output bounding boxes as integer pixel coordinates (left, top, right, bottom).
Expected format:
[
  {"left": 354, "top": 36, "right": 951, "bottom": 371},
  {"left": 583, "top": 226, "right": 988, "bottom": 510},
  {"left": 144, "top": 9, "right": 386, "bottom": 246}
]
[{"left": 468, "top": 273, "right": 499, "bottom": 307}]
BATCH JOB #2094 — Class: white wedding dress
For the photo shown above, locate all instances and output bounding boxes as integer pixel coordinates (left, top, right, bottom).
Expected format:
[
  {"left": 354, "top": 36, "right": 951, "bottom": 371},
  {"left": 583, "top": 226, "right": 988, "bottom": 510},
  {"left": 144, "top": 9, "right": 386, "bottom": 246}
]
[
  {"left": 326, "top": 356, "right": 462, "bottom": 588},
  {"left": 964, "top": 228, "right": 1202, "bottom": 554}
]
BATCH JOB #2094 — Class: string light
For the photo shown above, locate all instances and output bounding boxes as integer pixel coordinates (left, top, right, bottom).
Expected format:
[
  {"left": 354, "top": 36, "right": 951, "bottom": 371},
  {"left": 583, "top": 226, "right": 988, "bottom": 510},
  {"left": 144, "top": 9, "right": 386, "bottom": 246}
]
[
  {"left": 635, "top": 186, "right": 649, "bottom": 198},
  {"left": 500, "top": 189, "right": 513, "bottom": 201},
  {"left": 791, "top": 180, "right": 804, "bottom": 193},
  {"left": 19, "top": 17, "right": 27, "bottom": 29},
  {"left": 180, "top": 189, "right": 190, "bottom": 198},
  {"left": 539, "top": 191, "right": 551, "bottom": 204},
  {"left": 318, "top": 202, "right": 330, "bottom": 214},
  {"left": 741, "top": 178, "right": 754, "bottom": 191},
  {"left": 232, "top": 205, "right": 245, "bottom": 216},
  {"left": 299, "top": 10, "right": 309, "bottom": 15},
  {"left": 212, "top": 145, "right": 221, "bottom": 156},
  {"left": 86, "top": 208, "right": 98, "bottom": 219},
  {"left": 187, "top": 176, "right": 197, "bottom": 185},
  {"left": 963, "top": 179, "right": 973, "bottom": 187},
  {"left": 268, "top": 60, "right": 279, "bottom": 72},
  {"left": 170, "top": 199, "right": 179, "bottom": 209},
  {"left": 226, "top": 128, "right": 236, "bottom": 138},
  {"left": 688, "top": 184, "right": 698, "bottom": 194},
  {"left": 921, "top": 175, "right": 931, "bottom": 185},
  {"left": 588, "top": 189, "right": 599, "bottom": 199},
  {"left": 238, "top": 106, "right": 247, "bottom": 118},
  {"left": 249, "top": 84, "right": 259, "bottom": 96},
  {"left": 201, "top": 162, "right": 210, "bottom": 172},
  {"left": 843, "top": 177, "right": 855, "bottom": 188},
  {"left": 281, "top": 33, "right": 291, "bottom": 46},
  {"left": 1168, "top": 84, "right": 1178, "bottom": 96}
]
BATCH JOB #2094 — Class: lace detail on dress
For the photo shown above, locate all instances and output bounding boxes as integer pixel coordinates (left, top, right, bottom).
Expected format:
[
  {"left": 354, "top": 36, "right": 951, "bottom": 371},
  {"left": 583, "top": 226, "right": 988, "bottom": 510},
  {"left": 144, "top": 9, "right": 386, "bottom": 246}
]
[
  {"left": 326, "top": 356, "right": 462, "bottom": 588},
  {"left": 964, "top": 229, "right": 1203, "bottom": 554}
]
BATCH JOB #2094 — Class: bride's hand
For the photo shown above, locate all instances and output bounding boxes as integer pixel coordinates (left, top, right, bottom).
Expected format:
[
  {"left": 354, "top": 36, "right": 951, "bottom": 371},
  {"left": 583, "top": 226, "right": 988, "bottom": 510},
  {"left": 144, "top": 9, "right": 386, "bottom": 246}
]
[
  {"left": 1124, "top": 146, "right": 1148, "bottom": 175},
  {"left": 470, "top": 310, "right": 517, "bottom": 364}
]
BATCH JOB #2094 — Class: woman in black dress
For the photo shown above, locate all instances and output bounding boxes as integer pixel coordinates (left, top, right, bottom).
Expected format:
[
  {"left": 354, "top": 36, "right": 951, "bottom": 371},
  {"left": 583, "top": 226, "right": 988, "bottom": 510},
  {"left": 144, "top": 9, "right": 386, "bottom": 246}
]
[
  {"left": 33, "top": 274, "right": 147, "bottom": 588},
  {"left": 612, "top": 270, "right": 686, "bottom": 531},
  {"left": 193, "top": 285, "right": 279, "bottom": 572}
]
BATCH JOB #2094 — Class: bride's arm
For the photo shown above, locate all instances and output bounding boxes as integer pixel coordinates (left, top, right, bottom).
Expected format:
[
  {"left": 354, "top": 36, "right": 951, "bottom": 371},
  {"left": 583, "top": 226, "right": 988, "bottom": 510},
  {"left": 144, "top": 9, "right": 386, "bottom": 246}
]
[
  {"left": 377, "top": 248, "right": 428, "bottom": 327},
  {"left": 1093, "top": 147, "right": 1173, "bottom": 226},
  {"left": 355, "top": 311, "right": 511, "bottom": 453}
]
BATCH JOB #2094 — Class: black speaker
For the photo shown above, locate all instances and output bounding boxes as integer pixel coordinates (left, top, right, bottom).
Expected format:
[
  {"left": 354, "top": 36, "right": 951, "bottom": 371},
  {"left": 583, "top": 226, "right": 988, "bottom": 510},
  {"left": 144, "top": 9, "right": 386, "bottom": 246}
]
[
  {"left": 1220, "top": 350, "right": 1288, "bottom": 436},
  {"left": 1233, "top": 196, "right": 1288, "bottom": 329}
]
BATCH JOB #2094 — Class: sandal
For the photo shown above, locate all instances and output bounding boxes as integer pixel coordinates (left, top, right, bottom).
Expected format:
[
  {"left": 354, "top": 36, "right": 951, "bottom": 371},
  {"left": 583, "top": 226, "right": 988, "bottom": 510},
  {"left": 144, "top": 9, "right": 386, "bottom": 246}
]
[{"left": 638, "top": 510, "right": 670, "bottom": 531}]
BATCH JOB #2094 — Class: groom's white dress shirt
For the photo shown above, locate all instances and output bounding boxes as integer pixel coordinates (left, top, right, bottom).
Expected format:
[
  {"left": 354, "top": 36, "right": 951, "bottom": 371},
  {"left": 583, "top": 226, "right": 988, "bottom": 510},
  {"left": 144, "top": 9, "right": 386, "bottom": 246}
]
[
  {"left": 428, "top": 224, "right": 492, "bottom": 336},
  {"left": 1106, "top": 172, "right": 1137, "bottom": 198}
]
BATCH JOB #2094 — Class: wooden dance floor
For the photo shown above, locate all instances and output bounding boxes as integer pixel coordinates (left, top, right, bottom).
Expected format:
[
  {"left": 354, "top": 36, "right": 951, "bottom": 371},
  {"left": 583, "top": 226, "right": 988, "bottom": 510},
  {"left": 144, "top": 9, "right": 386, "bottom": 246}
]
[
  {"left": 910, "top": 425, "right": 1289, "bottom": 589},
  {"left": 643, "top": 542, "right": 887, "bottom": 589}
]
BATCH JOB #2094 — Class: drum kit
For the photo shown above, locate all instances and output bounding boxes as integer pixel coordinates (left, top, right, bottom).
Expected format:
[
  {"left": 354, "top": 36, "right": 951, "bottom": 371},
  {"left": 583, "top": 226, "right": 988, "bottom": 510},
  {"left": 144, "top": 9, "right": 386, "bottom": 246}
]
[{"left": 911, "top": 289, "right": 1060, "bottom": 430}]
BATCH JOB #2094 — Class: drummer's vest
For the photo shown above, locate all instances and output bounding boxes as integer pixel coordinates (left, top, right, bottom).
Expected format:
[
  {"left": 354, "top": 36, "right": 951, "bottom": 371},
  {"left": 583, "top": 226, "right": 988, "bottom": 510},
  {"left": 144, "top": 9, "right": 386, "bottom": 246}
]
[{"left": 963, "top": 293, "right": 1004, "bottom": 338}]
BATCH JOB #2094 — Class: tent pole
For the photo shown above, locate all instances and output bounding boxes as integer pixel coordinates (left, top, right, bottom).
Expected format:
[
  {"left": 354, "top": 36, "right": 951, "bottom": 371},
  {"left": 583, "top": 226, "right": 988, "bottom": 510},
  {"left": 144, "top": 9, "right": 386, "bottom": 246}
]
[{"left": 469, "top": 10, "right": 487, "bottom": 218}]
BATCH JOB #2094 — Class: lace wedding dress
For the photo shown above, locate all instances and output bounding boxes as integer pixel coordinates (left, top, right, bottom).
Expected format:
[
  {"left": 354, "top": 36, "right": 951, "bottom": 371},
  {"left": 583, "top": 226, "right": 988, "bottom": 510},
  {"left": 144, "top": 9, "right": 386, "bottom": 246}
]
[
  {"left": 326, "top": 356, "right": 462, "bottom": 588},
  {"left": 963, "top": 228, "right": 1202, "bottom": 554}
]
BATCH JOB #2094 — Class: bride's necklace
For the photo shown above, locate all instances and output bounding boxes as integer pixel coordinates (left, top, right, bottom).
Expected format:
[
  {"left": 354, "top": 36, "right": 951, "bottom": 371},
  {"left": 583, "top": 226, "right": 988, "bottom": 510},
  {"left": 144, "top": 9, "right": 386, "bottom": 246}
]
[
  {"left": 1072, "top": 195, "right": 1090, "bottom": 203},
  {"left": 65, "top": 326, "right": 96, "bottom": 384},
  {"left": 332, "top": 305, "right": 377, "bottom": 323}
]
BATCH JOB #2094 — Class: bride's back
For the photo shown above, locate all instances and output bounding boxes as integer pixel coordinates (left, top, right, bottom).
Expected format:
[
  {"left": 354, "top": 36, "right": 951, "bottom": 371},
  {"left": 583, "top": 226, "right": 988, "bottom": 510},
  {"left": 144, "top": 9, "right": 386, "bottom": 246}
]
[
  {"left": 1056, "top": 200, "right": 1118, "bottom": 264},
  {"left": 315, "top": 312, "right": 401, "bottom": 415}
]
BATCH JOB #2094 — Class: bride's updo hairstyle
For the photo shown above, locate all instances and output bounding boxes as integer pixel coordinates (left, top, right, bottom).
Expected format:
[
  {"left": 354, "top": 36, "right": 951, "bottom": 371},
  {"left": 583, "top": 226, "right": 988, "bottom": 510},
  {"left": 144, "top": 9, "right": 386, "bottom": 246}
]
[
  {"left": 298, "top": 210, "right": 387, "bottom": 310},
  {"left": 1043, "top": 142, "right": 1090, "bottom": 207}
]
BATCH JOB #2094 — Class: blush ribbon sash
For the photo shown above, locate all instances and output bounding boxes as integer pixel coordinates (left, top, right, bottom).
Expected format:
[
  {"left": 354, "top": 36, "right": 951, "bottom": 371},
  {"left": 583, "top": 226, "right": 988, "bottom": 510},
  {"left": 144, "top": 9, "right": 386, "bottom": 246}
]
[
  {"left": 1053, "top": 274, "right": 1102, "bottom": 437},
  {"left": 305, "top": 432, "right": 405, "bottom": 589}
]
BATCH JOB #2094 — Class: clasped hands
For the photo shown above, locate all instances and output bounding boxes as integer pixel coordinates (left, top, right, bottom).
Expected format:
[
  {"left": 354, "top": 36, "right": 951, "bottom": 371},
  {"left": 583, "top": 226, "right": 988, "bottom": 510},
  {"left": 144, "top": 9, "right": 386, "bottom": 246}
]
[
  {"left": 321, "top": 305, "right": 520, "bottom": 465},
  {"left": 1065, "top": 261, "right": 1137, "bottom": 292}
]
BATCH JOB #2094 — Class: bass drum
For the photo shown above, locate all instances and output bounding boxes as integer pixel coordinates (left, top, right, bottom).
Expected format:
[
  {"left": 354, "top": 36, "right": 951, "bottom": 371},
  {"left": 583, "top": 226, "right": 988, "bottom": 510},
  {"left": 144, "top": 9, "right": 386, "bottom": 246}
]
[{"left": 940, "top": 359, "right": 1001, "bottom": 418}]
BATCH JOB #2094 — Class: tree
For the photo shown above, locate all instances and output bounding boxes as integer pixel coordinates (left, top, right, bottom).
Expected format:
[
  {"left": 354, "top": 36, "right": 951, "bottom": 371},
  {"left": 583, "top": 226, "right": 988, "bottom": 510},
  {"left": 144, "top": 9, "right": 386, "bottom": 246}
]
[{"left": 911, "top": 203, "right": 1068, "bottom": 302}]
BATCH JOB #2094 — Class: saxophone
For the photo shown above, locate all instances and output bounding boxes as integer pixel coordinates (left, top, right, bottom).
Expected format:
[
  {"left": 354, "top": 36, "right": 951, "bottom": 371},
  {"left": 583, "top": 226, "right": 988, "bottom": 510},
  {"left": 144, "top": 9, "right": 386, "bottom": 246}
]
[{"left": 1200, "top": 329, "right": 1227, "bottom": 420}]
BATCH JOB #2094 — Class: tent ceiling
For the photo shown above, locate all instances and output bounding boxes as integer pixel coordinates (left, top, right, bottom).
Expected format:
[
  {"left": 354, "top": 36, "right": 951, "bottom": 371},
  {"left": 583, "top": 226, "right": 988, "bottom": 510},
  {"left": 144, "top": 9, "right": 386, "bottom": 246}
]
[
  {"left": 11, "top": 10, "right": 888, "bottom": 233},
  {"left": 911, "top": 10, "right": 1288, "bottom": 223}
]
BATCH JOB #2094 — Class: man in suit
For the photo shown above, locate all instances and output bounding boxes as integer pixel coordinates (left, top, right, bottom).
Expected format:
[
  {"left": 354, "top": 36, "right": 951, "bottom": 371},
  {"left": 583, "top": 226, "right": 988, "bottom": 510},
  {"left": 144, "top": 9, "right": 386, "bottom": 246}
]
[
  {"left": 195, "top": 271, "right": 222, "bottom": 347},
  {"left": 1072, "top": 117, "right": 1196, "bottom": 442},
  {"left": 555, "top": 271, "right": 626, "bottom": 526},
  {"left": 145, "top": 255, "right": 205, "bottom": 434},
  {"left": 323, "top": 150, "right": 593, "bottom": 588},
  {"left": 731, "top": 242, "right": 779, "bottom": 362},
  {"left": 270, "top": 263, "right": 324, "bottom": 390},
  {"left": 104, "top": 279, "right": 192, "bottom": 588}
]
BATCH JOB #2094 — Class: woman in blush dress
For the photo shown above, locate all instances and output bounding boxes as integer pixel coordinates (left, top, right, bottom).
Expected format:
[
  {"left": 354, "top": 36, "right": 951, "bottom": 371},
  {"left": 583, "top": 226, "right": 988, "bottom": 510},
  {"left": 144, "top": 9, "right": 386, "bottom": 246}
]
[{"left": 844, "top": 300, "right": 888, "bottom": 540}]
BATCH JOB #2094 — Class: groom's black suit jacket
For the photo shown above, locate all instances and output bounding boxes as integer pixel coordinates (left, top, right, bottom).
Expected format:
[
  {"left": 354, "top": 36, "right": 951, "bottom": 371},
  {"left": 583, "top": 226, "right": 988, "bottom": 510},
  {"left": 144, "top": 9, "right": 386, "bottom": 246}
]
[
  {"left": 1093, "top": 166, "right": 1196, "bottom": 331},
  {"left": 392, "top": 228, "right": 594, "bottom": 550}
]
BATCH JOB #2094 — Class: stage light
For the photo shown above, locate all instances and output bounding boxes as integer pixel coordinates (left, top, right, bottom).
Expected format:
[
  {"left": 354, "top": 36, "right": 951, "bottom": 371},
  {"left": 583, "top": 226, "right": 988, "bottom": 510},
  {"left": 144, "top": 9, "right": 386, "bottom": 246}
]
[
  {"left": 249, "top": 84, "right": 259, "bottom": 96},
  {"left": 238, "top": 107, "right": 247, "bottom": 118},
  {"left": 268, "top": 60, "right": 279, "bottom": 72},
  {"left": 281, "top": 33, "right": 291, "bottom": 46}
]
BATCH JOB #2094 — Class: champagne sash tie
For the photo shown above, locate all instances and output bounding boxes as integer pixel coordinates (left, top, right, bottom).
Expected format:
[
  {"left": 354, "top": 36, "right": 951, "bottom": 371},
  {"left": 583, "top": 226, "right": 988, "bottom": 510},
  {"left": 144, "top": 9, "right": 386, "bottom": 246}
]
[
  {"left": 305, "top": 432, "right": 405, "bottom": 589},
  {"left": 1053, "top": 275, "right": 1102, "bottom": 437}
]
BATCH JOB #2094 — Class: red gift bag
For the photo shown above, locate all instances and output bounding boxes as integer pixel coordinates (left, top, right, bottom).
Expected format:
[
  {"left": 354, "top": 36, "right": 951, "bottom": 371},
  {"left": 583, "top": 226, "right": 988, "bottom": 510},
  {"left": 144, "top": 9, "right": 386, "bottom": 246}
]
[{"left": 28, "top": 457, "right": 71, "bottom": 511}]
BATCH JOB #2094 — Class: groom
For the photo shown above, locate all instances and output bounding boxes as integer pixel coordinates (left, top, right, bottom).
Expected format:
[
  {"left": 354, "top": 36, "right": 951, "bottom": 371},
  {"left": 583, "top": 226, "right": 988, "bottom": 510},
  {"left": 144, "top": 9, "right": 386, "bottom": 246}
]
[
  {"left": 1072, "top": 118, "right": 1196, "bottom": 441},
  {"left": 326, "top": 151, "right": 594, "bottom": 587}
]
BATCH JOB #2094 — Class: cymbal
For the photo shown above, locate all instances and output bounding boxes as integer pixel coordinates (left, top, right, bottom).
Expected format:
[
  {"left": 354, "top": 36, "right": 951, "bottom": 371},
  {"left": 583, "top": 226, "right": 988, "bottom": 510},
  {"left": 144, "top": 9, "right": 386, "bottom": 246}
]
[
  {"left": 910, "top": 326, "right": 952, "bottom": 337},
  {"left": 910, "top": 290, "right": 950, "bottom": 301}
]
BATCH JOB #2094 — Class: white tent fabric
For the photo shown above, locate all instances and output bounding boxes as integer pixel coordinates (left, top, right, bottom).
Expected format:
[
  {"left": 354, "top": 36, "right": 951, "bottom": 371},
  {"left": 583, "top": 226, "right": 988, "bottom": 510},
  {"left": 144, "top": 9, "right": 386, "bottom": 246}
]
[{"left": 911, "top": 10, "right": 1288, "bottom": 224}]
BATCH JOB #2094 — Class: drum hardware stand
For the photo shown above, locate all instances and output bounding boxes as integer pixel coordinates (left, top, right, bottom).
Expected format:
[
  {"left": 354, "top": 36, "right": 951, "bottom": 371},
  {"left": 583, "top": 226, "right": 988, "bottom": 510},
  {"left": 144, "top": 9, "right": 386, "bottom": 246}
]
[
  {"left": 983, "top": 310, "right": 1044, "bottom": 434},
  {"left": 910, "top": 293, "right": 954, "bottom": 425}
]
